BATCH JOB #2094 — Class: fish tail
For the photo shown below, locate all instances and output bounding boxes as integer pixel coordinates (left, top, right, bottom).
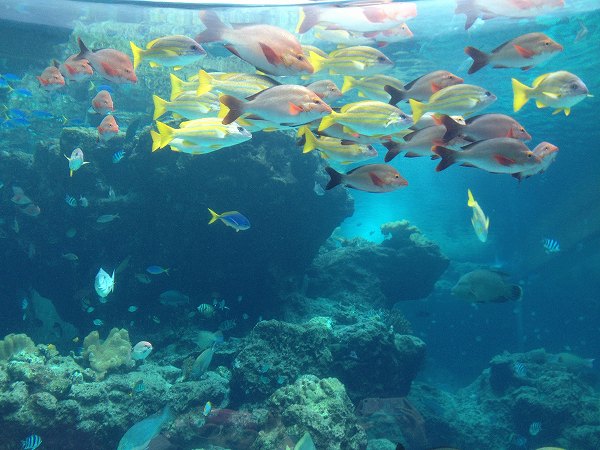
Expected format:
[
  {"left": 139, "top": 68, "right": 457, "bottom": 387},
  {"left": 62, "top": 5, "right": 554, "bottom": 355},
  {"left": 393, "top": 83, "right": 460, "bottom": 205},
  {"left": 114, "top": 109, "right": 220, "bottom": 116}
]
[
  {"left": 301, "top": 127, "right": 318, "bottom": 153},
  {"left": 511, "top": 78, "right": 532, "bottom": 112},
  {"left": 197, "top": 70, "right": 213, "bottom": 96},
  {"left": 324, "top": 166, "right": 343, "bottom": 190},
  {"left": 150, "top": 130, "right": 163, "bottom": 152},
  {"left": 382, "top": 141, "right": 402, "bottom": 162},
  {"left": 439, "top": 114, "right": 464, "bottom": 142},
  {"left": 75, "top": 37, "right": 89, "bottom": 60},
  {"left": 129, "top": 41, "right": 145, "bottom": 71},
  {"left": 431, "top": 145, "right": 458, "bottom": 171},
  {"left": 155, "top": 121, "right": 175, "bottom": 148},
  {"left": 297, "top": 6, "right": 320, "bottom": 33},
  {"left": 317, "top": 111, "right": 336, "bottom": 132},
  {"left": 384, "top": 84, "right": 407, "bottom": 105},
  {"left": 408, "top": 99, "right": 426, "bottom": 123},
  {"left": 456, "top": 0, "right": 478, "bottom": 30},
  {"left": 152, "top": 95, "right": 168, "bottom": 120},
  {"left": 307, "top": 51, "right": 327, "bottom": 73},
  {"left": 196, "top": 10, "right": 227, "bottom": 43},
  {"left": 509, "top": 284, "right": 523, "bottom": 301},
  {"left": 169, "top": 73, "right": 185, "bottom": 101},
  {"left": 467, "top": 188, "right": 476, "bottom": 207},
  {"left": 207, "top": 208, "right": 221, "bottom": 224},
  {"left": 220, "top": 95, "right": 245, "bottom": 125},
  {"left": 341, "top": 76, "right": 357, "bottom": 94},
  {"left": 464, "top": 46, "right": 489, "bottom": 74}
]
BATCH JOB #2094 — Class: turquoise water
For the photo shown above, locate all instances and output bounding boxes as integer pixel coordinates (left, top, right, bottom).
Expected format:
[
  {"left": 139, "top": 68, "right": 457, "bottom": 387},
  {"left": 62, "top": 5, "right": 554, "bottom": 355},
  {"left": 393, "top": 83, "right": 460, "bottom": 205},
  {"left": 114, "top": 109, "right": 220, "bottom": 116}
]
[{"left": 0, "top": 1, "right": 599, "bottom": 449}]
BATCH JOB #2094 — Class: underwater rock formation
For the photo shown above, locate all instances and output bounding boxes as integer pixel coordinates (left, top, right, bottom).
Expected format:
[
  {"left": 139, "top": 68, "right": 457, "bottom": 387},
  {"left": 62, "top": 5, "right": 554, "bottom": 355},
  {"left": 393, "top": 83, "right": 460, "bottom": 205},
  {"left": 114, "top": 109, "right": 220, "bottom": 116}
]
[
  {"left": 305, "top": 220, "right": 449, "bottom": 308},
  {"left": 0, "top": 334, "right": 36, "bottom": 361},
  {"left": 82, "top": 328, "right": 133, "bottom": 379}
]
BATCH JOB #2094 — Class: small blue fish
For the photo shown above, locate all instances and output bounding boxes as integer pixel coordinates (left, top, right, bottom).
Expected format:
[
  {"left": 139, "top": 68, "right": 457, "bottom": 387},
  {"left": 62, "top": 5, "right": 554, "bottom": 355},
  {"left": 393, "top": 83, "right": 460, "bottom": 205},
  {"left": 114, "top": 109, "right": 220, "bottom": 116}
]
[
  {"left": 3, "top": 73, "right": 21, "bottom": 82},
  {"left": 93, "top": 319, "right": 104, "bottom": 326},
  {"left": 0, "top": 78, "right": 9, "bottom": 89},
  {"left": 63, "top": 117, "right": 85, "bottom": 126},
  {"left": 208, "top": 208, "right": 250, "bottom": 232},
  {"left": 21, "top": 298, "right": 28, "bottom": 310},
  {"left": 11, "top": 88, "right": 32, "bottom": 97},
  {"left": 132, "top": 379, "right": 145, "bottom": 394},
  {"left": 21, "top": 434, "right": 42, "bottom": 450},
  {"left": 96, "top": 84, "right": 114, "bottom": 93},
  {"left": 146, "top": 265, "right": 169, "bottom": 275},
  {"left": 203, "top": 401, "right": 212, "bottom": 417},
  {"left": 513, "top": 362, "right": 526, "bottom": 377},
  {"left": 8, "top": 108, "right": 28, "bottom": 119},
  {"left": 529, "top": 421, "right": 542, "bottom": 436},
  {"left": 112, "top": 149, "right": 126, "bottom": 163},
  {"left": 31, "top": 110, "right": 54, "bottom": 119},
  {"left": 65, "top": 194, "right": 77, "bottom": 207},
  {"left": 2, "top": 117, "right": 30, "bottom": 128},
  {"left": 543, "top": 238, "right": 560, "bottom": 254}
]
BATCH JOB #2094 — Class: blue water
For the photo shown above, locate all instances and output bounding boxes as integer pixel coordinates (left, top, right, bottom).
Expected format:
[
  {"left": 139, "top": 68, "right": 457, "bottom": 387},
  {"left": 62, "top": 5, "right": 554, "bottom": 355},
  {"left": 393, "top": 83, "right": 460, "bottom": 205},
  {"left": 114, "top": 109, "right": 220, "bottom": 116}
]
[{"left": 0, "top": 0, "right": 599, "bottom": 449}]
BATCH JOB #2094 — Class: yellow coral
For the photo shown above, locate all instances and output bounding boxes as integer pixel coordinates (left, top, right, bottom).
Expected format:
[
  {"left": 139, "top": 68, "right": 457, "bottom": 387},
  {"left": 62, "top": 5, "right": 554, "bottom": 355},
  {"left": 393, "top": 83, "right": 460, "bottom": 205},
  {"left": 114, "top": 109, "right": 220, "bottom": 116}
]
[
  {"left": 83, "top": 328, "right": 133, "bottom": 378},
  {"left": 0, "top": 333, "right": 37, "bottom": 361}
]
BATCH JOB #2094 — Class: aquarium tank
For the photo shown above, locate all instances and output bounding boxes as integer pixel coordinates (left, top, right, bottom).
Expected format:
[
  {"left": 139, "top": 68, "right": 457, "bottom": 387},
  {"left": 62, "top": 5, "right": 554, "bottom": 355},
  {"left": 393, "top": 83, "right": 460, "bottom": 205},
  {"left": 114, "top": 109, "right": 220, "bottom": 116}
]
[{"left": 0, "top": 0, "right": 598, "bottom": 448}]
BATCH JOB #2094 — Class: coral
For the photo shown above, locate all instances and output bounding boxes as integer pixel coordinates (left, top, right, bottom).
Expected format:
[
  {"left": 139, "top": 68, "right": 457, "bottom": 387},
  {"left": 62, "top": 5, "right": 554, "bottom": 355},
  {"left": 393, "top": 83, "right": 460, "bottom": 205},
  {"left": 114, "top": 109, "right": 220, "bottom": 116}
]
[
  {"left": 0, "top": 334, "right": 37, "bottom": 361},
  {"left": 82, "top": 328, "right": 133, "bottom": 378}
]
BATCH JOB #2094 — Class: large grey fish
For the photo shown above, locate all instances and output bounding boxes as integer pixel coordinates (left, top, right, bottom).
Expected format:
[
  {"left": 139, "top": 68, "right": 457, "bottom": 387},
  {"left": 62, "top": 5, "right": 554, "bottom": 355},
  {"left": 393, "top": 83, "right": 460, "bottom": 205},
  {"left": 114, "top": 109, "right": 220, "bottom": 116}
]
[
  {"left": 452, "top": 269, "right": 522, "bottom": 303},
  {"left": 117, "top": 406, "right": 173, "bottom": 450},
  {"left": 438, "top": 114, "right": 531, "bottom": 143}
]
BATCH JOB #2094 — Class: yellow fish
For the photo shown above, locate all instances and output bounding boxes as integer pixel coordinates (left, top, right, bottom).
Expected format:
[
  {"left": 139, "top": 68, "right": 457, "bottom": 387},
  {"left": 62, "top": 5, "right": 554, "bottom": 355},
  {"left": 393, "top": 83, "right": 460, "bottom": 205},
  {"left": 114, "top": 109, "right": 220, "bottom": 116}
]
[
  {"left": 467, "top": 189, "right": 489, "bottom": 243},
  {"left": 152, "top": 93, "right": 220, "bottom": 120},
  {"left": 130, "top": 35, "right": 205, "bottom": 70},
  {"left": 308, "top": 46, "right": 393, "bottom": 76},
  {"left": 341, "top": 74, "right": 404, "bottom": 102},
  {"left": 196, "top": 70, "right": 280, "bottom": 98},
  {"left": 297, "top": 126, "right": 377, "bottom": 164}
]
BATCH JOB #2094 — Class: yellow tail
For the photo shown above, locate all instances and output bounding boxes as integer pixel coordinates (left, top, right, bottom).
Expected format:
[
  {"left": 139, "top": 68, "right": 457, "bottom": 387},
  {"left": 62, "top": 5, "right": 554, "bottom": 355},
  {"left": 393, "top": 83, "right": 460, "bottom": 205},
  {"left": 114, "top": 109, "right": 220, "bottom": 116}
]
[
  {"left": 197, "top": 70, "right": 213, "bottom": 96},
  {"left": 155, "top": 121, "right": 175, "bottom": 148},
  {"left": 317, "top": 111, "right": 337, "bottom": 132},
  {"left": 207, "top": 208, "right": 221, "bottom": 224},
  {"left": 152, "top": 95, "right": 168, "bottom": 120},
  {"left": 408, "top": 99, "right": 426, "bottom": 123},
  {"left": 511, "top": 78, "right": 532, "bottom": 112},
  {"left": 150, "top": 130, "right": 163, "bottom": 152},
  {"left": 341, "top": 76, "right": 358, "bottom": 94},
  {"left": 467, "top": 188, "right": 476, "bottom": 207},
  {"left": 170, "top": 73, "right": 185, "bottom": 101},
  {"left": 300, "top": 126, "right": 318, "bottom": 153},
  {"left": 129, "top": 41, "right": 145, "bottom": 71},
  {"left": 308, "top": 51, "right": 327, "bottom": 73}
]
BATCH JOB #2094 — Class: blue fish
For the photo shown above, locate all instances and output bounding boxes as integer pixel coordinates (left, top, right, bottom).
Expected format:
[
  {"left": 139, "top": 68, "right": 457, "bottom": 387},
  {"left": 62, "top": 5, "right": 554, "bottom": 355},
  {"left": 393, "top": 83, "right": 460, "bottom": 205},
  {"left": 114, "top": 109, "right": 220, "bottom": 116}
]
[
  {"left": 11, "top": 88, "right": 33, "bottom": 97},
  {"left": 112, "top": 149, "right": 126, "bottom": 163},
  {"left": 146, "top": 265, "right": 169, "bottom": 275},
  {"left": 203, "top": 401, "right": 212, "bottom": 417},
  {"left": 117, "top": 406, "right": 173, "bottom": 450},
  {"left": 21, "top": 434, "right": 42, "bottom": 450},
  {"left": 65, "top": 194, "right": 77, "bottom": 207},
  {"left": 529, "top": 421, "right": 542, "bottom": 436},
  {"left": 543, "top": 238, "right": 560, "bottom": 254},
  {"left": 31, "top": 110, "right": 54, "bottom": 120},
  {"left": 96, "top": 84, "right": 114, "bottom": 94},
  {"left": 8, "top": 108, "right": 27, "bottom": 119},
  {"left": 132, "top": 379, "right": 145, "bottom": 394},
  {"left": 207, "top": 208, "right": 250, "bottom": 232},
  {"left": 513, "top": 362, "right": 526, "bottom": 377},
  {"left": 2, "top": 118, "right": 30, "bottom": 128},
  {"left": 0, "top": 78, "right": 9, "bottom": 89},
  {"left": 2, "top": 73, "right": 21, "bottom": 82}
]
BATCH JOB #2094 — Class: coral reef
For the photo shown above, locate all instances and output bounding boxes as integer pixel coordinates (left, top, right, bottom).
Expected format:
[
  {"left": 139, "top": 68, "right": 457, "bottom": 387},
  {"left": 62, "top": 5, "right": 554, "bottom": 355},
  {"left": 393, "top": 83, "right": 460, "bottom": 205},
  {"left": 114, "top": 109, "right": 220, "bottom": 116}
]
[
  {"left": 0, "top": 334, "right": 36, "bottom": 361},
  {"left": 82, "top": 328, "right": 133, "bottom": 378}
]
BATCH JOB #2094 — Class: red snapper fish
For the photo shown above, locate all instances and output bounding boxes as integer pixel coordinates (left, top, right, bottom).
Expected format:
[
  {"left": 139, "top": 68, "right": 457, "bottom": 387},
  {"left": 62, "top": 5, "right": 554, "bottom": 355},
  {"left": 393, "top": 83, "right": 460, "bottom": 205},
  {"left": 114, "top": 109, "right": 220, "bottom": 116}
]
[
  {"left": 325, "top": 164, "right": 408, "bottom": 193},
  {"left": 98, "top": 115, "right": 119, "bottom": 142},
  {"left": 456, "top": 0, "right": 564, "bottom": 30},
  {"left": 438, "top": 114, "right": 531, "bottom": 143},
  {"left": 37, "top": 61, "right": 65, "bottom": 91},
  {"left": 512, "top": 142, "right": 558, "bottom": 181},
  {"left": 60, "top": 54, "right": 94, "bottom": 82},
  {"left": 385, "top": 70, "right": 464, "bottom": 104},
  {"left": 196, "top": 11, "right": 313, "bottom": 76},
  {"left": 75, "top": 37, "right": 137, "bottom": 84},
  {"left": 91, "top": 90, "right": 114, "bottom": 115},
  {"left": 297, "top": 2, "right": 417, "bottom": 34}
]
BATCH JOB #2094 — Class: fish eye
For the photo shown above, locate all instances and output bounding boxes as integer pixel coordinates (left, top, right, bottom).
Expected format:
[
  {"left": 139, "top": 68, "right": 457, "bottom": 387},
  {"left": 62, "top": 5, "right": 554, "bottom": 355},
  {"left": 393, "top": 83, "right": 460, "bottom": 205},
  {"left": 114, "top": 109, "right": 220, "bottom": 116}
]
[
  {"left": 527, "top": 152, "right": 532, "bottom": 158},
  {"left": 571, "top": 83, "right": 579, "bottom": 89},
  {"left": 394, "top": 174, "right": 399, "bottom": 178},
  {"left": 191, "top": 45, "right": 198, "bottom": 50},
  {"left": 520, "top": 127, "right": 525, "bottom": 132},
  {"left": 544, "top": 41, "right": 550, "bottom": 46},
  {"left": 236, "top": 126, "right": 245, "bottom": 132},
  {"left": 297, "top": 55, "right": 305, "bottom": 61},
  {"left": 484, "top": 91, "right": 491, "bottom": 96},
  {"left": 377, "top": 56, "right": 387, "bottom": 62}
]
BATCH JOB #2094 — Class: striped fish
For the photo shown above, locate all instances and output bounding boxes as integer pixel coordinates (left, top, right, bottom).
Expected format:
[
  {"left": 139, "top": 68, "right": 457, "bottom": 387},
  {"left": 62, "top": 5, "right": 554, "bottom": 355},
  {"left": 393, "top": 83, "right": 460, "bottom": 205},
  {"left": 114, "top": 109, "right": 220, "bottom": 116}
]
[
  {"left": 21, "top": 434, "right": 42, "bottom": 450},
  {"left": 65, "top": 194, "right": 77, "bottom": 207},
  {"left": 308, "top": 46, "right": 393, "bottom": 76},
  {"left": 112, "top": 150, "right": 126, "bottom": 163},
  {"left": 543, "top": 238, "right": 560, "bottom": 254}
]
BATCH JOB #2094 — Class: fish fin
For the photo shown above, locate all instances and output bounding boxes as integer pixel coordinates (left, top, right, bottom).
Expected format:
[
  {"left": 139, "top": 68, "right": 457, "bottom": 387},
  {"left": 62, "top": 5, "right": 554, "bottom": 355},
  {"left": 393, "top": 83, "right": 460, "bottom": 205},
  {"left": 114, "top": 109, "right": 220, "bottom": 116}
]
[
  {"left": 197, "top": 70, "right": 213, "bottom": 96},
  {"left": 155, "top": 121, "right": 175, "bottom": 148},
  {"left": 384, "top": 84, "right": 406, "bottom": 105},
  {"left": 352, "top": 61, "right": 366, "bottom": 71},
  {"left": 467, "top": 188, "right": 476, "bottom": 207},
  {"left": 532, "top": 73, "right": 550, "bottom": 87},
  {"left": 455, "top": 0, "right": 479, "bottom": 30},
  {"left": 494, "top": 154, "right": 515, "bottom": 166},
  {"left": 152, "top": 95, "right": 168, "bottom": 120},
  {"left": 564, "top": 108, "right": 570, "bottom": 116},
  {"left": 439, "top": 114, "right": 464, "bottom": 142},
  {"left": 318, "top": 112, "right": 336, "bottom": 132},
  {"left": 431, "top": 145, "right": 457, "bottom": 171},
  {"left": 224, "top": 44, "right": 242, "bottom": 59},
  {"left": 300, "top": 127, "right": 317, "bottom": 153},
  {"left": 100, "top": 61, "right": 119, "bottom": 77},
  {"left": 75, "top": 37, "right": 90, "bottom": 60},
  {"left": 324, "top": 166, "right": 343, "bottom": 190},
  {"left": 36, "top": 76, "right": 48, "bottom": 86},
  {"left": 535, "top": 100, "right": 546, "bottom": 108},
  {"left": 542, "top": 91, "right": 560, "bottom": 99},
  {"left": 220, "top": 95, "right": 245, "bottom": 125},
  {"left": 297, "top": 6, "right": 320, "bottom": 33},
  {"left": 341, "top": 76, "right": 357, "bottom": 94},
  {"left": 129, "top": 41, "right": 144, "bottom": 70},
  {"left": 521, "top": 65, "right": 533, "bottom": 71},
  {"left": 404, "top": 151, "right": 421, "bottom": 158},
  {"left": 513, "top": 44, "right": 535, "bottom": 59},
  {"left": 288, "top": 102, "right": 303, "bottom": 115},
  {"left": 196, "top": 10, "right": 228, "bottom": 43},
  {"left": 357, "top": 92, "right": 366, "bottom": 97},
  {"left": 368, "top": 172, "right": 384, "bottom": 186},
  {"left": 150, "top": 130, "right": 163, "bottom": 152},
  {"left": 408, "top": 99, "right": 426, "bottom": 123},
  {"left": 430, "top": 82, "right": 442, "bottom": 93},
  {"left": 259, "top": 43, "right": 282, "bottom": 66},
  {"left": 169, "top": 73, "right": 186, "bottom": 101},
  {"left": 149, "top": 61, "right": 160, "bottom": 68},
  {"left": 511, "top": 78, "right": 532, "bottom": 112},
  {"left": 464, "top": 46, "right": 489, "bottom": 74},
  {"left": 207, "top": 208, "right": 221, "bottom": 224},
  {"left": 485, "top": 216, "right": 490, "bottom": 229},
  {"left": 70, "top": 169, "right": 73, "bottom": 177},
  {"left": 308, "top": 51, "right": 327, "bottom": 73},
  {"left": 382, "top": 141, "right": 401, "bottom": 162},
  {"left": 512, "top": 172, "right": 524, "bottom": 182}
]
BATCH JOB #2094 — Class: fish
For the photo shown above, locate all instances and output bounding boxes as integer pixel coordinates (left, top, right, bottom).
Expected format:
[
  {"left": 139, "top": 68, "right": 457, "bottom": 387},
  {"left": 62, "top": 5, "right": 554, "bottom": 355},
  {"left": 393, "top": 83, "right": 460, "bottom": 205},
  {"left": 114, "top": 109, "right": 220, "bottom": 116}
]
[
  {"left": 313, "top": 182, "right": 325, "bottom": 196},
  {"left": 305, "top": 79, "right": 342, "bottom": 101},
  {"left": 432, "top": 139, "right": 546, "bottom": 174},
  {"left": 131, "top": 341, "right": 153, "bottom": 360},
  {"left": 152, "top": 92, "right": 220, "bottom": 121},
  {"left": 409, "top": 84, "right": 496, "bottom": 123},
  {"left": 465, "top": 32, "right": 562, "bottom": 74},
  {"left": 451, "top": 269, "right": 522, "bottom": 303},
  {"left": 62, "top": 253, "right": 79, "bottom": 261},
  {"left": 439, "top": 114, "right": 531, "bottom": 143},
  {"left": 117, "top": 406, "right": 173, "bottom": 450},
  {"left": 10, "top": 88, "right": 33, "bottom": 97},
  {"left": 169, "top": 73, "right": 200, "bottom": 100},
  {"left": 128, "top": 306, "right": 138, "bottom": 312},
  {"left": 381, "top": 125, "right": 447, "bottom": 161},
  {"left": 59, "top": 54, "right": 94, "bottom": 82},
  {"left": 308, "top": 46, "right": 394, "bottom": 76},
  {"left": 65, "top": 147, "right": 90, "bottom": 177},
  {"left": 37, "top": 60, "right": 65, "bottom": 90},
  {"left": 287, "top": 431, "right": 316, "bottom": 450},
  {"left": 97, "top": 213, "right": 120, "bottom": 223},
  {"left": 98, "top": 115, "right": 119, "bottom": 141},
  {"left": 151, "top": 316, "right": 161, "bottom": 324},
  {"left": 208, "top": 209, "right": 250, "bottom": 232},
  {"left": 325, "top": 164, "right": 408, "bottom": 193},
  {"left": 93, "top": 319, "right": 104, "bottom": 326},
  {"left": 135, "top": 273, "right": 151, "bottom": 284},
  {"left": 21, "top": 434, "right": 42, "bottom": 450},
  {"left": 91, "top": 90, "right": 114, "bottom": 115},
  {"left": 196, "top": 11, "right": 313, "bottom": 76},
  {"left": 65, "top": 194, "right": 77, "bottom": 207},
  {"left": 132, "top": 379, "right": 145, "bottom": 394},
  {"left": 94, "top": 268, "right": 115, "bottom": 298},
  {"left": 152, "top": 119, "right": 251, "bottom": 154},
  {"left": 112, "top": 150, "right": 126, "bottom": 164},
  {"left": 130, "top": 35, "right": 205, "bottom": 70},
  {"left": 542, "top": 238, "right": 560, "bottom": 254},
  {"left": 203, "top": 401, "right": 212, "bottom": 417},
  {"left": 318, "top": 100, "right": 412, "bottom": 136},
  {"left": 529, "top": 421, "right": 542, "bottom": 436},
  {"left": 86, "top": 307, "right": 95, "bottom": 313},
  {"left": 2, "top": 73, "right": 20, "bottom": 82},
  {"left": 467, "top": 189, "right": 489, "bottom": 243},
  {"left": 513, "top": 362, "right": 527, "bottom": 377},
  {"left": 30, "top": 110, "right": 54, "bottom": 120},
  {"left": 159, "top": 290, "right": 189, "bottom": 306},
  {"left": 385, "top": 70, "right": 464, "bottom": 104},
  {"left": 549, "top": 352, "right": 594, "bottom": 370},
  {"left": 220, "top": 85, "right": 332, "bottom": 127},
  {"left": 190, "top": 346, "right": 215, "bottom": 379},
  {"left": 456, "top": 0, "right": 564, "bottom": 30},
  {"left": 575, "top": 19, "right": 588, "bottom": 42},
  {"left": 79, "top": 196, "right": 89, "bottom": 208},
  {"left": 341, "top": 74, "right": 405, "bottom": 102},
  {"left": 314, "top": 27, "right": 376, "bottom": 47},
  {"left": 197, "top": 303, "right": 215, "bottom": 318},
  {"left": 196, "top": 70, "right": 280, "bottom": 99},
  {"left": 297, "top": 3, "right": 417, "bottom": 34},
  {"left": 94, "top": 84, "right": 114, "bottom": 94},
  {"left": 146, "top": 265, "right": 169, "bottom": 275},
  {"left": 367, "top": 22, "right": 414, "bottom": 47},
  {"left": 297, "top": 126, "right": 377, "bottom": 164},
  {"left": 513, "top": 141, "right": 559, "bottom": 181},
  {"left": 20, "top": 204, "right": 41, "bottom": 217},
  {"left": 11, "top": 188, "right": 32, "bottom": 206},
  {"left": 75, "top": 37, "right": 137, "bottom": 84},
  {"left": 218, "top": 319, "right": 237, "bottom": 331},
  {"left": 512, "top": 71, "right": 590, "bottom": 115}
]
